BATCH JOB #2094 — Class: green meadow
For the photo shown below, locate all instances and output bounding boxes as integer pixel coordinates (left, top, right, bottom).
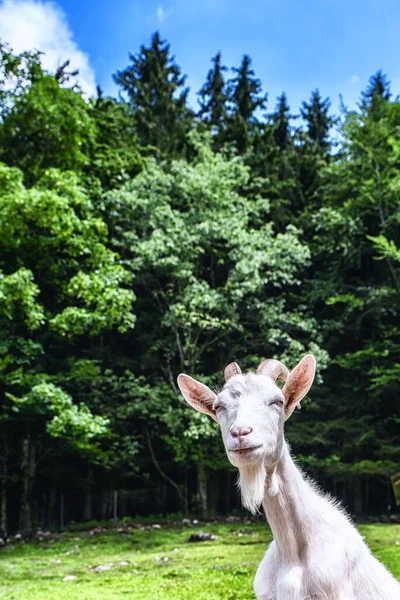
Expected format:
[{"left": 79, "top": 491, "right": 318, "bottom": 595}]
[{"left": 0, "top": 522, "right": 399, "bottom": 599}]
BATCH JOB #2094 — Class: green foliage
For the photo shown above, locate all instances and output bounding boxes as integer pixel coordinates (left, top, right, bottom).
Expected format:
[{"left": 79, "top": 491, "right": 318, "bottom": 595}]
[
  {"left": 88, "top": 90, "right": 143, "bottom": 189},
  {"left": 9, "top": 382, "right": 109, "bottom": 445},
  {"left": 0, "top": 36, "right": 399, "bottom": 529},
  {"left": 0, "top": 42, "right": 44, "bottom": 119},
  {"left": 0, "top": 76, "right": 93, "bottom": 185},
  {"left": 0, "top": 268, "right": 45, "bottom": 330},
  {"left": 368, "top": 235, "right": 400, "bottom": 263}
]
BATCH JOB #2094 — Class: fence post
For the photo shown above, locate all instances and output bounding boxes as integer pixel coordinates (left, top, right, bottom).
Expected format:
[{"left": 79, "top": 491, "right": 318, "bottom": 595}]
[
  {"left": 113, "top": 490, "right": 118, "bottom": 525},
  {"left": 60, "top": 493, "right": 64, "bottom": 531}
]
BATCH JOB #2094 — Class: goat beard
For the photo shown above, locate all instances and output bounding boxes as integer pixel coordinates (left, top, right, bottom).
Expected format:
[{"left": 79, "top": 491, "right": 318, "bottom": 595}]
[{"left": 237, "top": 461, "right": 266, "bottom": 515}]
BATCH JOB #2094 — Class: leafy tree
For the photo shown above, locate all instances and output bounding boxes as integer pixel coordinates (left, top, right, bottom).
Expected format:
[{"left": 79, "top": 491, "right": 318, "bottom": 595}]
[
  {"left": 104, "top": 132, "right": 327, "bottom": 513},
  {"left": 114, "top": 32, "right": 193, "bottom": 157},
  {"left": 0, "top": 164, "right": 135, "bottom": 533},
  {"left": 0, "top": 42, "right": 44, "bottom": 119},
  {"left": 0, "top": 75, "right": 94, "bottom": 185},
  {"left": 88, "top": 88, "right": 143, "bottom": 189}
]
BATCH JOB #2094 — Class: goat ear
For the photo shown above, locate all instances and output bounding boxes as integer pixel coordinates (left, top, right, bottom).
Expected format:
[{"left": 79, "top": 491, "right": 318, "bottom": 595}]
[
  {"left": 177, "top": 374, "right": 218, "bottom": 422},
  {"left": 282, "top": 354, "right": 316, "bottom": 420}
]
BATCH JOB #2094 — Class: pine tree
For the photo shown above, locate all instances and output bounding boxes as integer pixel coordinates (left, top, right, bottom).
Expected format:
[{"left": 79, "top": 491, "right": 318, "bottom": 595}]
[
  {"left": 272, "top": 92, "right": 291, "bottom": 151},
  {"left": 113, "top": 32, "right": 192, "bottom": 157},
  {"left": 227, "top": 55, "right": 267, "bottom": 153},
  {"left": 300, "top": 89, "right": 334, "bottom": 151},
  {"left": 197, "top": 52, "right": 229, "bottom": 144},
  {"left": 360, "top": 71, "right": 391, "bottom": 118},
  {"left": 253, "top": 93, "right": 302, "bottom": 226}
]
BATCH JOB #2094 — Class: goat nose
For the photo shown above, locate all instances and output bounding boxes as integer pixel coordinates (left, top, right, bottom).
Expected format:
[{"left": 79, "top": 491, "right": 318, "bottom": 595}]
[{"left": 231, "top": 426, "right": 252, "bottom": 438}]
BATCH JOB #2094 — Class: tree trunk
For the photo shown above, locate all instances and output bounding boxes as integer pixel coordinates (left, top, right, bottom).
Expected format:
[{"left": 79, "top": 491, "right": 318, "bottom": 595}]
[
  {"left": 0, "top": 444, "right": 8, "bottom": 538},
  {"left": 353, "top": 477, "right": 363, "bottom": 515},
  {"left": 197, "top": 464, "right": 208, "bottom": 519},
  {"left": 0, "top": 485, "right": 6, "bottom": 539},
  {"left": 226, "top": 471, "right": 231, "bottom": 513},
  {"left": 365, "top": 476, "right": 369, "bottom": 512},
  {"left": 47, "top": 482, "right": 57, "bottom": 528},
  {"left": 83, "top": 465, "right": 93, "bottom": 522},
  {"left": 19, "top": 436, "right": 36, "bottom": 536}
]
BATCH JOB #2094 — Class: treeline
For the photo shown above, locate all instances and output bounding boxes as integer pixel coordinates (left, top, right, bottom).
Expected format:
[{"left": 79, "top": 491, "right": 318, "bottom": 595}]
[{"left": 0, "top": 33, "right": 399, "bottom": 536}]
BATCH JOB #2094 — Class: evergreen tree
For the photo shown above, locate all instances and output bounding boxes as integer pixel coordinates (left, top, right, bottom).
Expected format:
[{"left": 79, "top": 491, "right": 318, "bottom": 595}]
[
  {"left": 272, "top": 92, "right": 291, "bottom": 151},
  {"left": 250, "top": 94, "right": 302, "bottom": 226},
  {"left": 227, "top": 54, "right": 267, "bottom": 153},
  {"left": 360, "top": 71, "right": 391, "bottom": 118},
  {"left": 197, "top": 51, "right": 229, "bottom": 144},
  {"left": 294, "top": 90, "right": 335, "bottom": 216},
  {"left": 300, "top": 89, "right": 334, "bottom": 151},
  {"left": 114, "top": 32, "right": 192, "bottom": 157}
]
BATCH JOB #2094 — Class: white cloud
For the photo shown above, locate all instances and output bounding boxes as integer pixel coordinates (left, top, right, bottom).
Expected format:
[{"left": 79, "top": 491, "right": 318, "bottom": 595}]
[
  {"left": 350, "top": 75, "right": 360, "bottom": 85},
  {"left": 157, "top": 5, "right": 164, "bottom": 23},
  {"left": 0, "top": 0, "right": 96, "bottom": 96}
]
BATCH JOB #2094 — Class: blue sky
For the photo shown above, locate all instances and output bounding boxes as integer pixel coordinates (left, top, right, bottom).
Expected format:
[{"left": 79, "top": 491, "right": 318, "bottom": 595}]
[{"left": 1, "top": 0, "right": 400, "bottom": 114}]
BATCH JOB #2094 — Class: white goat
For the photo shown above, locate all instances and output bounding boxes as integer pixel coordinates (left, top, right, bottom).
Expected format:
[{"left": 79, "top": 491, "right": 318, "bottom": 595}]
[{"left": 178, "top": 356, "right": 400, "bottom": 600}]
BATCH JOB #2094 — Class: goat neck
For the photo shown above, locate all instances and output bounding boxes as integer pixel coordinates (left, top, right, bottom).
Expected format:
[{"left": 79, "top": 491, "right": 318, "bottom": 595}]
[{"left": 262, "top": 442, "right": 315, "bottom": 563}]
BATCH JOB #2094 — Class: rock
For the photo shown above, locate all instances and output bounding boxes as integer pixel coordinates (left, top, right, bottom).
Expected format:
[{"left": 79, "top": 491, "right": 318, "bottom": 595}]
[
  {"left": 65, "top": 546, "right": 79, "bottom": 556},
  {"left": 192, "top": 519, "right": 199, "bottom": 525},
  {"left": 181, "top": 518, "right": 191, "bottom": 525},
  {"left": 119, "top": 561, "right": 129, "bottom": 567},
  {"left": 63, "top": 575, "right": 77, "bottom": 581},
  {"left": 188, "top": 532, "right": 217, "bottom": 542},
  {"left": 235, "top": 529, "right": 258, "bottom": 537},
  {"left": 92, "top": 563, "right": 112, "bottom": 573},
  {"left": 152, "top": 524, "right": 161, "bottom": 529}
]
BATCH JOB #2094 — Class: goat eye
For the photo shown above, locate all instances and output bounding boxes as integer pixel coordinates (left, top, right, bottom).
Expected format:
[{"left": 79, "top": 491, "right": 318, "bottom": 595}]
[
  {"left": 214, "top": 404, "right": 225, "bottom": 413},
  {"left": 269, "top": 398, "right": 283, "bottom": 406}
]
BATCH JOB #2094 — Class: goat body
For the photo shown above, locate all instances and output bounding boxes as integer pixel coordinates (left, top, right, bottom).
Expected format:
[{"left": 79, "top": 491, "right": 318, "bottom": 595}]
[{"left": 253, "top": 443, "right": 400, "bottom": 600}]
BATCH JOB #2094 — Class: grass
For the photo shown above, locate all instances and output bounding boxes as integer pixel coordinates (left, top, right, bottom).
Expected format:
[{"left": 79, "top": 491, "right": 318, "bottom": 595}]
[{"left": 0, "top": 521, "right": 399, "bottom": 599}]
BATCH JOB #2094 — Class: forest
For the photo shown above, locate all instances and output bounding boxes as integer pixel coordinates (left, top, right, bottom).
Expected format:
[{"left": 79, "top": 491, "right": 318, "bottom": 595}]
[{"left": 0, "top": 32, "right": 399, "bottom": 537}]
